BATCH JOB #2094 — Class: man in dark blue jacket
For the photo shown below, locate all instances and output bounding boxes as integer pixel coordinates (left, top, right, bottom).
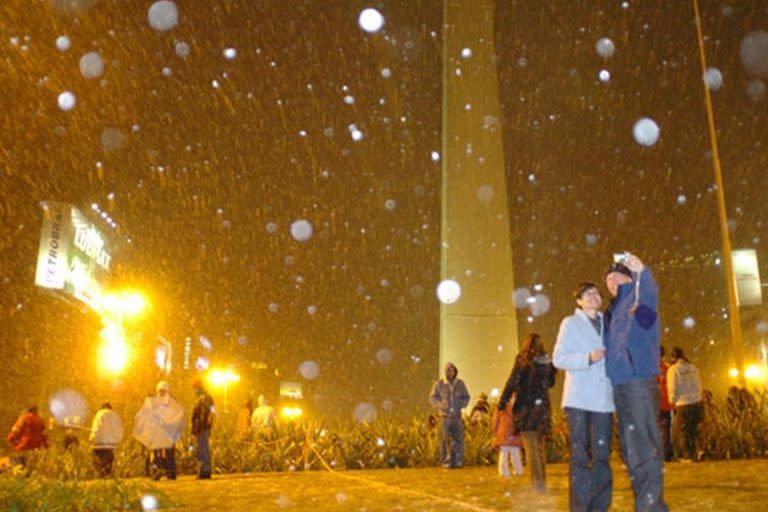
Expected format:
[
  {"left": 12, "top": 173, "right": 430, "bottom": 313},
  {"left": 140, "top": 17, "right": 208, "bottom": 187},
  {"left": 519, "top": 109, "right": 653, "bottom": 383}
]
[{"left": 604, "top": 253, "right": 668, "bottom": 511}]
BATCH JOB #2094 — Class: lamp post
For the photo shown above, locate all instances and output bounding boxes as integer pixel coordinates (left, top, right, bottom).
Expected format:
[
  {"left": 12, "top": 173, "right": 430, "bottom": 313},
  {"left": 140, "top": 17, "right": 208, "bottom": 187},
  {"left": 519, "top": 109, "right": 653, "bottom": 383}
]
[{"left": 691, "top": 0, "right": 747, "bottom": 388}]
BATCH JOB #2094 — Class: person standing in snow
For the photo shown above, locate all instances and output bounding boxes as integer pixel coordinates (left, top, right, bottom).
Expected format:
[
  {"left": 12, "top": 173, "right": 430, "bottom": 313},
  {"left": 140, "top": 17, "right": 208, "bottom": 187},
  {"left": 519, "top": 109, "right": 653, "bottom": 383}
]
[
  {"left": 429, "top": 362, "right": 470, "bottom": 468},
  {"left": 604, "top": 254, "right": 668, "bottom": 511},
  {"left": 554, "top": 281, "right": 614, "bottom": 510},
  {"left": 667, "top": 346, "right": 704, "bottom": 462},
  {"left": 89, "top": 401, "right": 124, "bottom": 477},
  {"left": 499, "top": 332, "right": 556, "bottom": 493}
]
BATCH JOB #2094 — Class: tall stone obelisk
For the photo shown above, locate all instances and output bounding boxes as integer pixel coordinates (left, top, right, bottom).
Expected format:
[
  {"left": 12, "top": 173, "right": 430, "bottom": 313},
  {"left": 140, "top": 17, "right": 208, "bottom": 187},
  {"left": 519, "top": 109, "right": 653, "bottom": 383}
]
[{"left": 439, "top": 0, "right": 518, "bottom": 398}]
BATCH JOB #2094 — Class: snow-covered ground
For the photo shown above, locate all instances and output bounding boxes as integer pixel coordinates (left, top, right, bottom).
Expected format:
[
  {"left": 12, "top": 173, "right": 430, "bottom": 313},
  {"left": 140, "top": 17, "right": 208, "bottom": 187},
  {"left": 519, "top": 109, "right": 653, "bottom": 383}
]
[{"left": 145, "top": 459, "right": 767, "bottom": 511}]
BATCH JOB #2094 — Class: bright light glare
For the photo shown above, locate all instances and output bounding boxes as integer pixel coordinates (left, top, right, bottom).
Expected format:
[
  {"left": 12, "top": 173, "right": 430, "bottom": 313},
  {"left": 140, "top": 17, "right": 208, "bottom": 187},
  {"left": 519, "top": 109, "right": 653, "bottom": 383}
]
[
  {"left": 280, "top": 406, "right": 303, "bottom": 420},
  {"left": 207, "top": 369, "right": 240, "bottom": 388},
  {"left": 99, "top": 324, "right": 128, "bottom": 375},
  {"left": 729, "top": 367, "right": 739, "bottom": 378},
  {"left": 745, "top": 364, "right": 767, "bottom": 382},
  {"left": 122, "top": 293, "right": 147, "bottom": 316},
  {"left": 99, "top": 291, "right": 148, "bottom": 318}
]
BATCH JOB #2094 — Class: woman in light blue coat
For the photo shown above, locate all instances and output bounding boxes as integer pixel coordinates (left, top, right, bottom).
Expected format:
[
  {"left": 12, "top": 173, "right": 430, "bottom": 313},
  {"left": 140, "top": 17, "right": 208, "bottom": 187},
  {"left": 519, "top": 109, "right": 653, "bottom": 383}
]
[{"left": 553, "top": 281, "right": 615, "bottom": 512}]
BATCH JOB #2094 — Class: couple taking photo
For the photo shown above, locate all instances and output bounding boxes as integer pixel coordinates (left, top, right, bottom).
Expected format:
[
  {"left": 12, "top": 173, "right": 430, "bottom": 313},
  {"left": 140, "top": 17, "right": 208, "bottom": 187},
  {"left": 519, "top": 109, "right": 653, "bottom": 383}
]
[{"left": 499, "top": 252, "right": 668, "bottom": 512}]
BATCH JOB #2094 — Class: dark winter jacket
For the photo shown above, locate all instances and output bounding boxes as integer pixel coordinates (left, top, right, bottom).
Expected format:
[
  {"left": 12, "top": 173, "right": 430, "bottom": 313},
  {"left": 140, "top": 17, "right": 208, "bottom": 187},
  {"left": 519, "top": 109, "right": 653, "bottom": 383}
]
[
  {"left": 604, "top": 268, "right": 660, "bottom": 386},
  {"left": 498, "top": 355, "right": 556, "bottom": 435},
  {"left": 192, "top": 392, "right": 215, "bottom": 436}
]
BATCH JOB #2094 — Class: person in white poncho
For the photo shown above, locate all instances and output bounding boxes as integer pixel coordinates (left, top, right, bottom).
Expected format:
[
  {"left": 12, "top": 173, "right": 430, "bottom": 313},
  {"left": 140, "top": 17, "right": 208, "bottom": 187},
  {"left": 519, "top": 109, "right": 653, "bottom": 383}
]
[{"left": 133, "top": 381, "right": 185, "bottom": 480}]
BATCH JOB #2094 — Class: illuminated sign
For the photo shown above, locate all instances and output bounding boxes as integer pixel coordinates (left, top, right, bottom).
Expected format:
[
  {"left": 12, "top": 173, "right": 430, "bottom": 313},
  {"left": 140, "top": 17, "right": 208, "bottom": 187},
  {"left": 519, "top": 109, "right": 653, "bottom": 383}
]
[
  {"left": 732, "top": 249, "right": 762, "bottom": 307},
  {"left": 279, "top": 381, "right": 303, "bottom": 400},
  {"left": 34, "top": 201, "right": 114, "bottom": 310}
]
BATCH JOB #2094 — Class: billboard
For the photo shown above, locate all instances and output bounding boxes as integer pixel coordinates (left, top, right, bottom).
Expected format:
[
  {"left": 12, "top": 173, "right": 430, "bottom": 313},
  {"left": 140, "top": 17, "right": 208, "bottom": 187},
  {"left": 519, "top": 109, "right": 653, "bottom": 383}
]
[
  {"left": 35, "top": 201, "right": 113, "bottom": 310},
  {"left": 732, "top": 249, "right": 762, "bottom": 307}
]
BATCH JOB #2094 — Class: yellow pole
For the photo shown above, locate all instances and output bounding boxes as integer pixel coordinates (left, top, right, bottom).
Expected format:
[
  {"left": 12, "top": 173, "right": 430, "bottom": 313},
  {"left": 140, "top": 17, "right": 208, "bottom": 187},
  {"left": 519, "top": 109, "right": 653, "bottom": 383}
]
[{"left": 692, "top": 0, "right": 747, "bottom": 388}]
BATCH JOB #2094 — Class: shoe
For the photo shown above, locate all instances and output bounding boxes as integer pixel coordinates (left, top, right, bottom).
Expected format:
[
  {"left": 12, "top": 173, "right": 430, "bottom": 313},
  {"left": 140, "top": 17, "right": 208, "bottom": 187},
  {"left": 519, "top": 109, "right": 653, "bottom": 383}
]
[{"left": 197, "top": 474, "right": 211, "bottom": 480}]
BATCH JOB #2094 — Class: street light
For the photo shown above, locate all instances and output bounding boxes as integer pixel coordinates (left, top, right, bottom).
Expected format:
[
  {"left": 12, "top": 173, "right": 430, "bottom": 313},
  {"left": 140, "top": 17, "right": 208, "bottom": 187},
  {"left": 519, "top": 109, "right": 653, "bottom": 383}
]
[
  {"left": 206, "top": 369, "right": 240, "bottom": 410},
  {"left": 728, "top": 364, "right": 767, "bottom": 386},
  {"left": 280, "top": 406, "right": 303, "bottom": 421},
  {"left": 98, "top": 322, "right": 129, "bottom": 375},
  {"left": 98, "top": 290, "right": 148, "bottom": 320},
  {"left": 94, "top": 289, "right": 147, "bottom": 377}
]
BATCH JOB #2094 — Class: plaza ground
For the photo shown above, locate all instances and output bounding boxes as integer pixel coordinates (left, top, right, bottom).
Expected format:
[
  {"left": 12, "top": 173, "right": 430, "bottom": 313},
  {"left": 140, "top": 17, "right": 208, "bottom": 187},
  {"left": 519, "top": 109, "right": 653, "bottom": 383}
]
[{"left": 144, "top": 459, "right": 768, "bottom": 511}]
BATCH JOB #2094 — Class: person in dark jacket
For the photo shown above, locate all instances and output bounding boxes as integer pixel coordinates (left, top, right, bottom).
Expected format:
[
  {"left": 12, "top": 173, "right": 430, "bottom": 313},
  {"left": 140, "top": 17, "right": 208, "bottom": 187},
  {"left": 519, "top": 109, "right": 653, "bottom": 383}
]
[
  {"left": 191, "top": 380, "right": 215, "bottom": 479},
  {"left": 604, "top": 254, "right": 668, "bottom": 511},
  {"left": 499, "top": 332, "right": 556, "bottom": 493},
  {"left": 429, "top": 362, "right": 470, "bottom": 468}
]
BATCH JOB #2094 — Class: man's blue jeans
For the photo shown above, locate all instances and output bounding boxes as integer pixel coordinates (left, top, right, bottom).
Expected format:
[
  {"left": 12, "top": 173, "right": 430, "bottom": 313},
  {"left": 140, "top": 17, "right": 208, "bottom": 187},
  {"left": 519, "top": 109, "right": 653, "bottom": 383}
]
[
  {"left": 565, "top": 407, "right": 613, "bottom": 511},
  {"left": 439, "top": 415, "right": 464, "bottom": 468},
  {"left": 614, "top": 378, "right": 668, "bottom": 511},
  {"left": 196, "top": 430, "right": 211, "bottom": 477}
]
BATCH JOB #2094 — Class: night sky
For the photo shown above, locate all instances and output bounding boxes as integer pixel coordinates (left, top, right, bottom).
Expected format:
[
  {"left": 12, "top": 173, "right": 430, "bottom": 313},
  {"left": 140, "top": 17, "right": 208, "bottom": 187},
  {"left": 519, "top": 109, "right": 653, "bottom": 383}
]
[{"left": 1, "top": 0, "right": 767, "bottom": 426}]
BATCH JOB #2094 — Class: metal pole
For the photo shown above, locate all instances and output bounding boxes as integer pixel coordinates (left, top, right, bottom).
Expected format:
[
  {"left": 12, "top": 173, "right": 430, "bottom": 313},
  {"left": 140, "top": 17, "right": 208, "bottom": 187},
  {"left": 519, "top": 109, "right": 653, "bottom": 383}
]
[{"left": 692, "top": 0, "right": 747, "bottom": 387}]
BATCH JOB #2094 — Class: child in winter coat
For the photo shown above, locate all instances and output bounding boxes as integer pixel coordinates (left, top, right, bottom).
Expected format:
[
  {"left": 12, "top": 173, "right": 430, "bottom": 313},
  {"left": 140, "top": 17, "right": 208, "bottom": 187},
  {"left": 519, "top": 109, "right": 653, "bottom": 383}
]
[{"left": 492, "top": 398, "right": 523, "bottom": 477}]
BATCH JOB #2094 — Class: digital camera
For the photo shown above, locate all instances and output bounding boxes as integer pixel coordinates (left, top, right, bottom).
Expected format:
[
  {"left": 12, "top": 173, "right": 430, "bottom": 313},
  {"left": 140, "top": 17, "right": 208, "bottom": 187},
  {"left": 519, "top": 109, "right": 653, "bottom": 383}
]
[{"left": 613, "top": 252, "right": 630, "bottom": 264}]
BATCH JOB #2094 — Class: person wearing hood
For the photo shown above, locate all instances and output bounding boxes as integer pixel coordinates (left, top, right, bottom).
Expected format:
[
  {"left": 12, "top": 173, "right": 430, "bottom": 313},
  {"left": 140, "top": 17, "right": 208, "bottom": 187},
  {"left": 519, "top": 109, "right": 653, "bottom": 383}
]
[
  {"left": 667, "top": 346, "right": 703, "bottom": 462},
  {"left": 429, "top": 362, "right": 470, "bottom": 468},
  {"left": 133, "top": 381, "right": 185, "bottom": 480},
  {"left": 499, "top": 332, "right": 556, "bottom": 493},
  {"left": 89, "top": 401, "right": 124, "bottom": 477},
  {"left": 553, "top": 281, "right": 614, "bottom": 511},
  {"left": 604, "top": 253, "right": 668, "bottom": 511}
]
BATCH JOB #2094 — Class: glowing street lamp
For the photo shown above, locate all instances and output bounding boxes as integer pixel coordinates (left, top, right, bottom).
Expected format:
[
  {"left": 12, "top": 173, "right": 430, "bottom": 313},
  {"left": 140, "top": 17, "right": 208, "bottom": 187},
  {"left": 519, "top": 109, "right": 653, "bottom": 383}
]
[
  {"left": 206, "top": 369, "right": 240, "bottom": 410},
  {"left": 729, "top": 364, "right": 768, "bottom": 386},
  {"left": 98, "top": 290, "right": 148, "bottom": 320},
  {"left": 280, "top": 406, "right": 304, "bottom": 421},
  {"left": 744, "top": 364, "right": 768, "bottom": 384},
  {"left": 207, "top": 369, "right": 240, "bottom": 387},
  {"left": 98, "top": 322, "right": 129, "bottom": 375}
]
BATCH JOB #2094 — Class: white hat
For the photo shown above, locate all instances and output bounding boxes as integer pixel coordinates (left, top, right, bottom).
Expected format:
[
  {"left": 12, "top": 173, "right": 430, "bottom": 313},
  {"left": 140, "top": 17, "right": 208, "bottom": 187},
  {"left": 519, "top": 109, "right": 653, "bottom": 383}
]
[{"left": 156, "top": 380, "right": 170, "bottom": 392}]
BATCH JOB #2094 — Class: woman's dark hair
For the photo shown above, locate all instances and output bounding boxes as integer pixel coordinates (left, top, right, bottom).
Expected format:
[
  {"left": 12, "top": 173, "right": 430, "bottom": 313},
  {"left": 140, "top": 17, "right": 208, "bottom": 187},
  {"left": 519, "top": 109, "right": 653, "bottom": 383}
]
[
  {"left": 519, "top": 332, "right": 545, "bottom": 367},
  {"left": 573, "top": 281, "right": 600, "bottom": 302}
]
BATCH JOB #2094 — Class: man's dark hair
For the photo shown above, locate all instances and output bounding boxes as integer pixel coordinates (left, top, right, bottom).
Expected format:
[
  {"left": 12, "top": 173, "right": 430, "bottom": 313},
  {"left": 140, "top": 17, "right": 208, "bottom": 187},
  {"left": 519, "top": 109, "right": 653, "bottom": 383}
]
[{"left": 671, "top": 346, "right": 689, "bottom": 363}]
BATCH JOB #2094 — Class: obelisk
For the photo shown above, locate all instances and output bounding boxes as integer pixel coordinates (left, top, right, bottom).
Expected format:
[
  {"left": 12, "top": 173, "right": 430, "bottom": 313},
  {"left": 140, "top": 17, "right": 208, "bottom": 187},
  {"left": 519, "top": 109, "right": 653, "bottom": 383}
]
[{"left": 439, "top": 0, "right": 518, "bottom": 398}]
